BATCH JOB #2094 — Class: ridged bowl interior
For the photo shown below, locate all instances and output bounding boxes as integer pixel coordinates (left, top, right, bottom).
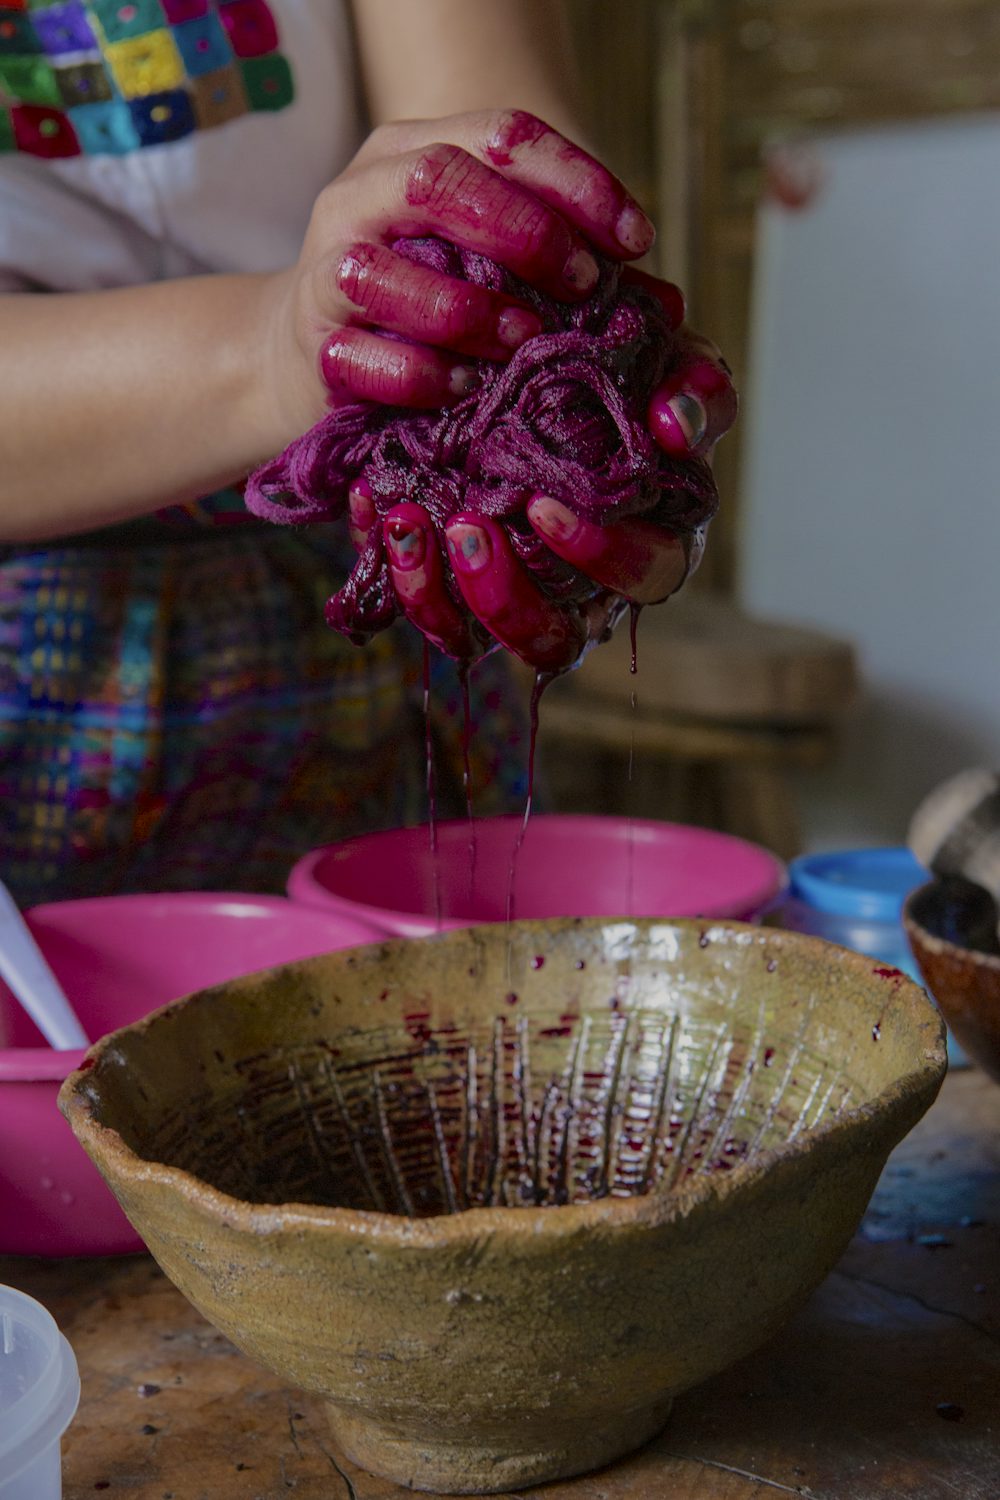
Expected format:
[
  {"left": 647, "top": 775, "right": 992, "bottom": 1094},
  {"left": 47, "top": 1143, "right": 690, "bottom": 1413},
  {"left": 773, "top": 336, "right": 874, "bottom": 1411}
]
[{"left": 76, "top": 920, "right": 943, "bottom": 1219}]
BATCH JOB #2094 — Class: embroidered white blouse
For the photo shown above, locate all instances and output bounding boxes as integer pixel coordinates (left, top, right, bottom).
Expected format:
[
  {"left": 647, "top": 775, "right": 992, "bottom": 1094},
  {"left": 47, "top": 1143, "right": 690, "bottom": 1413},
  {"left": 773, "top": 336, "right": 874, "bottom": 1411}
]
[{"left": 0, "top": 0, "right": 365, "bottom": 290}]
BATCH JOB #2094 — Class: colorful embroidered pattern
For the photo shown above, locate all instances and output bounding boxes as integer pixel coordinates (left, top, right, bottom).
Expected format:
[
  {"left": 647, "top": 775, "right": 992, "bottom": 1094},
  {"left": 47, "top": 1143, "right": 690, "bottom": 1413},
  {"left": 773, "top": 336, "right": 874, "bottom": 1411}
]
[
  {"left": 0, "top": 0, "right": 293, "bottom": 157},
  {"left": 0, "top": 528, "right": 529, "bottom": 906}
]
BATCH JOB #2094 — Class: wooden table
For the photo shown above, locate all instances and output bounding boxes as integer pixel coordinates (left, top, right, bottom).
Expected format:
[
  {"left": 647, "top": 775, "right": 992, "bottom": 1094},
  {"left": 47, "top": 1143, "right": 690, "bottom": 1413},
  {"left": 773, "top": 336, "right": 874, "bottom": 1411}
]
[{"left": 4, "top": 1069, "right": 998, "bottom": 1500}]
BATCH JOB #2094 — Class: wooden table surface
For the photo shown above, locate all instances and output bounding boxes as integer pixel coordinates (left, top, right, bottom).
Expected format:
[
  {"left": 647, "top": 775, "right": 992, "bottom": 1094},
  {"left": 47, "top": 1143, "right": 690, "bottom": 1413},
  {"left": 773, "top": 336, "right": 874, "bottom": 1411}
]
[{"left": 4, "top": 1068, "right": 998, "bottom": 1500}]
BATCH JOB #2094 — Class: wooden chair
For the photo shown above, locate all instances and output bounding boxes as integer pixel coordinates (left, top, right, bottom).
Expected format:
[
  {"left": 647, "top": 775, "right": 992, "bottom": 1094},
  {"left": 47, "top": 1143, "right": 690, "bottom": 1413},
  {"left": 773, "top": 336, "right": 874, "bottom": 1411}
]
[
  {"left": 537, "top": 591, "right": 858, "bottom": 859},
  {"left": 550, "top": 2, "right": 994, "bottom": 851}
]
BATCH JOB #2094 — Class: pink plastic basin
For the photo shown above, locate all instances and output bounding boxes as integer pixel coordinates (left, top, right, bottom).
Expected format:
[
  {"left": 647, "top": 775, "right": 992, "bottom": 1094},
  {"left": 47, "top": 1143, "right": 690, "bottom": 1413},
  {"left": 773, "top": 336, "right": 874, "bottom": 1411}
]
[
  {"left": 0, "top": 893, "right": 380, "bottom": 1257},
  {"left": 287, "top": 814, "right": 787, "bottom": 939}
]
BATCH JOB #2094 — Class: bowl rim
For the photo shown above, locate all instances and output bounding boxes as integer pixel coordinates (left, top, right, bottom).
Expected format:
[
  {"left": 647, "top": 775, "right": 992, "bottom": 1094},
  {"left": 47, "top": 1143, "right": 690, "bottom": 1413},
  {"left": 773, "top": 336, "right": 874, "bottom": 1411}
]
[
  {"left": 58, "top": 918, "right": 947, "bottom": 1247},
  {"left": 0, "top": 892, "right": 382, "bottom": 1084},
  {"left": 286, "top": 814, "right": 789, "bottom": 931},
  {"left": 903, "top": 881, "right": 1000, "bottom": 973}
]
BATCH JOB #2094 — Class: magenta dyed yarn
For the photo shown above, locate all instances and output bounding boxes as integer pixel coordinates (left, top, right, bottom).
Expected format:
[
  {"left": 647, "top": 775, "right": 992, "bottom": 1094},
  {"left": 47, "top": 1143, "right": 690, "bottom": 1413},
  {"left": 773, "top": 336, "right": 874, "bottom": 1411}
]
[{"left": 245, "top": 237, "right": 718, "bottom": 642}]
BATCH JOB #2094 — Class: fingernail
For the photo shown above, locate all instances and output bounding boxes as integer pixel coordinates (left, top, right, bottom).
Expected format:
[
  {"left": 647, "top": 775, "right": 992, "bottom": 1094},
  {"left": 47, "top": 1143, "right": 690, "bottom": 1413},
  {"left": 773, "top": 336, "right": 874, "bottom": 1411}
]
[
  {"left": 449, "top": 364, "right": 482, "bottom": 397},
  {"left": 385, "top": 519, "right": 425, "bottom": 570},
  {"left": 528, "top": 494, "right": 580, "bottom": 543},
  {"left": 668, "top": 392, "right": 708, "bottom": 449},
  {"left": 563, "top": 246, "right": 600, "bottom": 292},
  {"left": 497, "top": 306, "right": 542, "bottom": 349},
  {"left": 446, "top": 523, "right": 491, "bottom": 574},
  {"left": 616, "top": 203, "right": 655, "bottom": 256},
  {"left": 348, "top": 478, "right": 375, "bottom": 547}
]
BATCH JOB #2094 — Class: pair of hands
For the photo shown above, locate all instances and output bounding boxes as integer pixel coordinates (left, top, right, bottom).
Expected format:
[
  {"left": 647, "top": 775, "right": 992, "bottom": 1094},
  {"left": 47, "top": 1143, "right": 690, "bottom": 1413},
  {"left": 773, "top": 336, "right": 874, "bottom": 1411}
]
[{"left": 264, "top": 109, "right": 737, "bottom": 670}]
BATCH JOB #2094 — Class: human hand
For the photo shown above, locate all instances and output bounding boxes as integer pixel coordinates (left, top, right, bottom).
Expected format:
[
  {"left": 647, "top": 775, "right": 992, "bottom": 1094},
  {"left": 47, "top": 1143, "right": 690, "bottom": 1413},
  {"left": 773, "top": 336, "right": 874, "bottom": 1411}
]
[
  {"left": 250, "top": 109, "right": 736, "bottom": 671},
  {"left": 260, "top": 108, "right": 661, "bottom": 444},
  {"left": 337, "top": 285, "right": 736, "bottom": 673}
]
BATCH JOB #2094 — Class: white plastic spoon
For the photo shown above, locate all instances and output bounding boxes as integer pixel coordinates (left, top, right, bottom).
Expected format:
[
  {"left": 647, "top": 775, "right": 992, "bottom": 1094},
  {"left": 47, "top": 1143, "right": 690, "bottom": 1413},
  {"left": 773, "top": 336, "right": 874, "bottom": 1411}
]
[{"left": 0, "top": 881, "right": 89, "bottom": 1049}]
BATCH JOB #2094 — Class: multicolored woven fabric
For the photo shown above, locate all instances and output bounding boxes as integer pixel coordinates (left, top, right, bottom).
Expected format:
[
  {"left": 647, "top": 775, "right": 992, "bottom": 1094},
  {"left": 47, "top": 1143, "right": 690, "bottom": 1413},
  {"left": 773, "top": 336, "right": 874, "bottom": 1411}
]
[
  {"left": 0, "top": 520, "right": 529, "bottom": 906},
  {"left": 0, "top": 0, "right": 294, "bottom": 159}
]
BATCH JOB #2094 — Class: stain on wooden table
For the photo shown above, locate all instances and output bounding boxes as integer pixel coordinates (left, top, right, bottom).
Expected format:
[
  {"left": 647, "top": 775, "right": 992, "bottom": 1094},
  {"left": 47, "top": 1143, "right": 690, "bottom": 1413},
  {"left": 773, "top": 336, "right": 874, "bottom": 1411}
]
[{"left": 4, "top": 1069, "right": 998, "bottom": 1500}]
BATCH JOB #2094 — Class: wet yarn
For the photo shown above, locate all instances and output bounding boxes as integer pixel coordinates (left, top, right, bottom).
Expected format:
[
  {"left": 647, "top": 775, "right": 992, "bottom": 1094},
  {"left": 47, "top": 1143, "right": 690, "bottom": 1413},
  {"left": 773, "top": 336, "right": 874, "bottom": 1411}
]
[{"left": 245, "top": 236, "right": 718, "bottom": 643}]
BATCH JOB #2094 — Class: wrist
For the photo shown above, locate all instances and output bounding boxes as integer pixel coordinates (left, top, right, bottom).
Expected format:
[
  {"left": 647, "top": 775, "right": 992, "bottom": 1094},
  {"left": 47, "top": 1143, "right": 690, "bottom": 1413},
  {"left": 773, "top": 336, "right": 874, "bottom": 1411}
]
[{"left": 240, "top": 267, "right": 328, "bottom": 466}]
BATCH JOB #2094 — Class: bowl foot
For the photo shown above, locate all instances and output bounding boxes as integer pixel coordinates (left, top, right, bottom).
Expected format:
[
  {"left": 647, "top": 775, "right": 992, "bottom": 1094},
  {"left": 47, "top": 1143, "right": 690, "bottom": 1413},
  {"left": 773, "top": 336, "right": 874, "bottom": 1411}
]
[{"left": 326, "top": 1398, "right": 674, "bottom": 1494}]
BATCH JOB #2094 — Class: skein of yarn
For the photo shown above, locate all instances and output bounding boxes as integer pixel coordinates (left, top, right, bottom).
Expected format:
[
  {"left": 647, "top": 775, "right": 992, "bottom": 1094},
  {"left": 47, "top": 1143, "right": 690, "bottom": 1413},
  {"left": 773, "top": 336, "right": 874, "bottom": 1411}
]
[{"left": 245, "top": 237, "right": 717, "bottom": 648}]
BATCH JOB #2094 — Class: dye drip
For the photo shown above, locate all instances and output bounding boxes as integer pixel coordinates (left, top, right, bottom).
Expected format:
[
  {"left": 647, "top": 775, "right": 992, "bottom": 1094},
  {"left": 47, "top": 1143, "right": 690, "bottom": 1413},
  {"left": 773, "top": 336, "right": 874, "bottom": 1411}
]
[
  {"left": 245, "top": 240, "right": 718, "bottom": 645},
  {"left": 458, "top": 662, "right": 478, "bottom": 904},
  {"left": 505, "top": 670, "right": 554, "bottom": 929},
  {"left": 422, "top": 641, "right": 443, "bottom": 930},
  {"left": 626, "top": 603, "right": 642, "bottom": 918},
  {"left": 629, "top": 601, "right": 642, "bottom": 676}
]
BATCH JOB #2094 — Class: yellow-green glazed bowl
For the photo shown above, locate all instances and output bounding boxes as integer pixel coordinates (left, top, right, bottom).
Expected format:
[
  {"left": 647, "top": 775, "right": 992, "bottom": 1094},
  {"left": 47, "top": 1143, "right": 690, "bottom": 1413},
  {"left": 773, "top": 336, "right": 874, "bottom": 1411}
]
[{"left": 60, "top": 919, "right": 946, "bottom": 1494}]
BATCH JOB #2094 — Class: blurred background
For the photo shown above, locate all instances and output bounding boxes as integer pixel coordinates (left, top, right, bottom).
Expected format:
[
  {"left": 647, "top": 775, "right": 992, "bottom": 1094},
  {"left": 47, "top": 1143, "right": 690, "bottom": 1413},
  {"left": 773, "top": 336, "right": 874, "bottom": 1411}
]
[{"left": 539, "top": 0, "right": 1000, "bottom": 858}]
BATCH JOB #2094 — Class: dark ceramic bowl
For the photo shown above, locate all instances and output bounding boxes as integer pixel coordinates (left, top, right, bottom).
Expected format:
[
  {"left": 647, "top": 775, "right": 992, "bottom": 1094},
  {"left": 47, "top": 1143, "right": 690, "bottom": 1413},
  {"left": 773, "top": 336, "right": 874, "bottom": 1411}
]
[{"left": 904, "top": 878, "right": 1000, "bottom": 1083}]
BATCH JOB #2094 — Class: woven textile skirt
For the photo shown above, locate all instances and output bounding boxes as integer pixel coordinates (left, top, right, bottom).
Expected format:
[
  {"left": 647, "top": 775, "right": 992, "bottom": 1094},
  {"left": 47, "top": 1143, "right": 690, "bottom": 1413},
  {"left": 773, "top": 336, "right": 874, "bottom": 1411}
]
[{"left": 0, "top": 524, "right": 528, "bottom": 906}]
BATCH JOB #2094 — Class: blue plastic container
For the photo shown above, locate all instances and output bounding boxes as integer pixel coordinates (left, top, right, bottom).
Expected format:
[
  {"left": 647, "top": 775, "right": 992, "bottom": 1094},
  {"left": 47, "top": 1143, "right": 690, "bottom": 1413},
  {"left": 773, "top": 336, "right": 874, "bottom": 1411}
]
[
  {"left": 776, "top": 845, "right": 967, "bottom": 1065},
  {"left": 776, "top": 846, "right": 928, "bottom": 983}
]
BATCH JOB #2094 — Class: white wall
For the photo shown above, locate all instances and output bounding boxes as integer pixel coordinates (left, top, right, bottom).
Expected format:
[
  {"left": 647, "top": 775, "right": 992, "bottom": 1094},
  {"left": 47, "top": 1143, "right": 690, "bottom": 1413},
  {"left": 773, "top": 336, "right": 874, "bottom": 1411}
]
[{"left": 740, "top": 116, "right": 1000, "bottom": 849}]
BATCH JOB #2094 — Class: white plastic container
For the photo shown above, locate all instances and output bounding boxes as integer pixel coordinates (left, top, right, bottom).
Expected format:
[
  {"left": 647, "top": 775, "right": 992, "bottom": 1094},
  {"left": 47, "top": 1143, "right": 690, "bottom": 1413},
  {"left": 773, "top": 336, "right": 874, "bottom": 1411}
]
[{"left": 0, "top": 1285, "right": 80, "bottom": 1500}]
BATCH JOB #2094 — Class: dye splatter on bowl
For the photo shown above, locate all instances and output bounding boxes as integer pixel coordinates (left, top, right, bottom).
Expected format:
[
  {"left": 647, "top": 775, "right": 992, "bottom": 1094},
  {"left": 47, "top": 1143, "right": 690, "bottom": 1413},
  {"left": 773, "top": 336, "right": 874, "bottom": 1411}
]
[{"left": 60, "top": 919, "right": 945, "bottom": 1493}]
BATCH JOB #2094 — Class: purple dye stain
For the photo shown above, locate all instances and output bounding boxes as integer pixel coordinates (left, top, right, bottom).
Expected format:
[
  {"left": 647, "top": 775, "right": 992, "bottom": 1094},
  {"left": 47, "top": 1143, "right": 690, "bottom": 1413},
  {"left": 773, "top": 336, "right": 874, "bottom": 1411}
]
[
  {"left": 873, "top": 965, "right": 903, "bottom": 981},
  {"left": 530, "top": 955, "right": 545, "bottom": 970},
  {"left": 404, "top": 1011, "right": 432, "bottom": 1044},
  {"left": 505, "top": 991, "right": 519, "bottom": 1006},
  {"left": 763, "top": 1048, "right": 775, "bottom": 1067},
  {"left": 246, "top": 237, "right": 712, "bottom": 652}
]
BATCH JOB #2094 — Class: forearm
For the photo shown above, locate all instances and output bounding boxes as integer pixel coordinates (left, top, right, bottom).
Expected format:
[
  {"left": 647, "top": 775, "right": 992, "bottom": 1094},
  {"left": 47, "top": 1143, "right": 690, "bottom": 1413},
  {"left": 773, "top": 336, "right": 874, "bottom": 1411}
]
[
  {"left": 0, "top": 274, "right": 296, "bottom": 543},
  {"left": 350, "top": 0, "right": 587, "bottom": 143}
]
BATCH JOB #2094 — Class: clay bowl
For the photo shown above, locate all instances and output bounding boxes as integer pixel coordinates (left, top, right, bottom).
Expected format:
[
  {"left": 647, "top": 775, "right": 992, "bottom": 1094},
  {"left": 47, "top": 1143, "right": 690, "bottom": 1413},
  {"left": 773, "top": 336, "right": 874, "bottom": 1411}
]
[
  {"left": 904, "top": 877, "right": 1000, "bottom": 1083},
  {"left": 60, "top": 919, "right": 945, "bottom": 1494}
]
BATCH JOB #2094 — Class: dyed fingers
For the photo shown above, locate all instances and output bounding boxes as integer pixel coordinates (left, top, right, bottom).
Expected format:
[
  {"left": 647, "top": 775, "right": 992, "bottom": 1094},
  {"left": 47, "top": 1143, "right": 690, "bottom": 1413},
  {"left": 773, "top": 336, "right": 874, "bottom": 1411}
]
[
  {"left": 526, "top": 494, "right": 689, "bottom": 606},
  {"left": 321, "top": 328, "right": 481, "bottom": 409},
  {"left": 618, "top": 268, "right": 738, "bottom": 457},
  {"left": 383, "top": 502, "right": 480, "bottom": 659},
  {"left": 371, "top": 110, "right": 656, "bottom": 265},
  {"left": 336, "top": 242, "right": 542, "bottom": 362},
  {"left": 445, "top": 515, "right": 587, "bottom": 672},
  {"left": 390, "top": 140, "right": 602, "bottom": 301},
  {"left": 620, "top": 265, "right": 687, "bottom": 331},
  {"left": 476, "top": 110, "right": 655, "bottom": 261},
  {"left": 647, "top": 330, "right": 738, "bottom": 459}
]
